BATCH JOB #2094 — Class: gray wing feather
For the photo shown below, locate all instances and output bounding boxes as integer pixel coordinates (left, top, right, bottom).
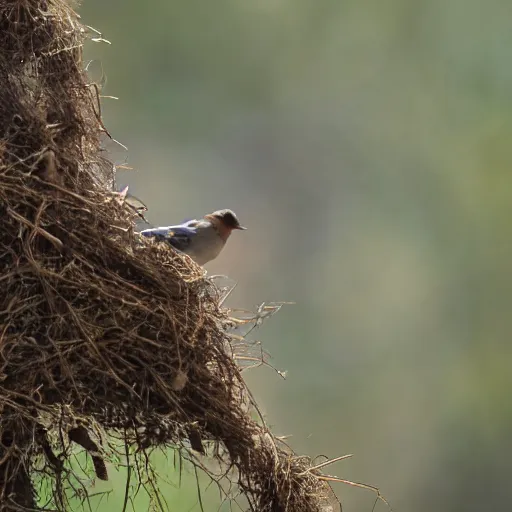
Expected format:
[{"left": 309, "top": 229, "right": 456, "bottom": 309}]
[{"left": 139, "top": 225, "right": 197, "bottom": 252}]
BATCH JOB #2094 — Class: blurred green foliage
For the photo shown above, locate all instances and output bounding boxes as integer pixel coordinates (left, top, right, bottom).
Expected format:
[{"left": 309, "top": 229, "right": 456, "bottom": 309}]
[{"left": 79, "top": 0, "right": 512, "bottom": 510}]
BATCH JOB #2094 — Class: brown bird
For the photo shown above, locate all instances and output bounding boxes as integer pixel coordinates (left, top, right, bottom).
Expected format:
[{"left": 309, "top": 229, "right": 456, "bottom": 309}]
[{"left": 139, "top": 209, "right": 246, "bottom": 265}]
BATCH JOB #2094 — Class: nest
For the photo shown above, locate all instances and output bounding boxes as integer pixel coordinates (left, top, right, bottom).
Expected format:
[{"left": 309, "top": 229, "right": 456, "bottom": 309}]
[{"left": 0, "top": 1, "right": 345, "bottom": 511}]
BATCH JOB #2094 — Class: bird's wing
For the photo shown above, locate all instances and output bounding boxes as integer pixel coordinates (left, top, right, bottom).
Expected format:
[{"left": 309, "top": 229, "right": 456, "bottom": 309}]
[
  {"left": 179, "top": 219, "right": 200, "bottom": 228},
  {"left": 139, "top": 224, "right": 197, "bottom": 252}
]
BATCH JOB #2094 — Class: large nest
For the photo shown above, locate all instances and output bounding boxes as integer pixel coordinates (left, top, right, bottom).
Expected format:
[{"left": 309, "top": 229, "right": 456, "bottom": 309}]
[{"left": 0, "top": 1, "right": 344, "bottom": 511}]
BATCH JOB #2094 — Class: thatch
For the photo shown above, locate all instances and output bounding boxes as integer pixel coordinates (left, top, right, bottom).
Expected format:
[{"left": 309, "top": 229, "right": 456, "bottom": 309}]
[{"left": 0, "top": 1, "right": 344, "bottom": 510}]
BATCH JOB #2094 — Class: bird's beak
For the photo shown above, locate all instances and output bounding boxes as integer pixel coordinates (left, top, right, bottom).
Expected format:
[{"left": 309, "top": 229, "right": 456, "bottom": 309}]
[{"left": 236, "top": 225, "right": 247, "bottom": 230}]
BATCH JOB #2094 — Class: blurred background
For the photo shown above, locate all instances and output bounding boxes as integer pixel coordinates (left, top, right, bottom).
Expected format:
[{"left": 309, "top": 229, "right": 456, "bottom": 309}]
[{"left": 79, "top": 0, "right": 512, "bottom": 510}]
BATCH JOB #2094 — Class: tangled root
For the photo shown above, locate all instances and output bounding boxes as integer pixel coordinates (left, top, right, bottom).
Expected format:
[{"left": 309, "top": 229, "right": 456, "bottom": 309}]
[{"left": 0, "top": 1, "right": 342, "bottom": 510}]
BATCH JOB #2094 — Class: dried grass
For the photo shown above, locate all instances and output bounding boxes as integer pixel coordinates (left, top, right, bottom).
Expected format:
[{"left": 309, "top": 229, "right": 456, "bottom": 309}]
[{"left": 0, "top": 1, "right": 347, "bottom": 510}]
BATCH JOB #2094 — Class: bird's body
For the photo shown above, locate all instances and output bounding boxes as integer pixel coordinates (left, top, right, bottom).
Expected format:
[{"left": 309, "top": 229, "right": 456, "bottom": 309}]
[{"left": 139, "top": 209, "right": 246, "bottom": 265}]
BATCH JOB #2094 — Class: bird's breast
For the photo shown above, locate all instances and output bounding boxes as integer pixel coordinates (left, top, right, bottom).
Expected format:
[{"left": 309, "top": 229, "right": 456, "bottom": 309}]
[{"left": 186, "top": 225, "right": 226, "bottom": 265}]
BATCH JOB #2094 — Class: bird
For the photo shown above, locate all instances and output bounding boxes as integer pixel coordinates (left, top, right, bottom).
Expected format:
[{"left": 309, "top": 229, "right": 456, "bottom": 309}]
[{"left": 139, "top": 209, "right": 246, "bottom": 265}]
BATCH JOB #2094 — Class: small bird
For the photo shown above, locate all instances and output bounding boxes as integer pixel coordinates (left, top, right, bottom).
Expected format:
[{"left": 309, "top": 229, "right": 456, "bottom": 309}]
[{"left": 139, "top": 209, "right": 246, "bottom": 265}]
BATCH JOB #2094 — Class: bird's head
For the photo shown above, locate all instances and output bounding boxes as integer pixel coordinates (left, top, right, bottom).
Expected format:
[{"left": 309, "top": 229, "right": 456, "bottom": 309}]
[{"left": 205, "top": 209, "right": 247, "bottom": 232}]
